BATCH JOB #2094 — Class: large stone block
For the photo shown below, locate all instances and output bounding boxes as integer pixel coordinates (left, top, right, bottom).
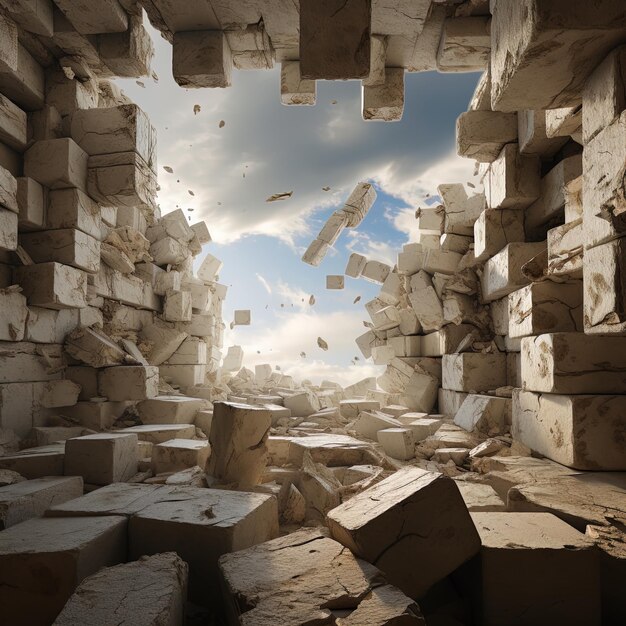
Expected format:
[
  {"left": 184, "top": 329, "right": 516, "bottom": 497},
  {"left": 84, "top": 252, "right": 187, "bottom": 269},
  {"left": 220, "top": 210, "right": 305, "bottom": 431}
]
[
  {"left": 467, "top": 512, "right": 600, "bottom": 625},
  {"left": 521, "top": 333, "right": 626, "bottom": 393},
  {"left": 151, "top": 438, "right": 210, "bottom": 474},
  {"left": 300, "top": 0, "right": 371, "bottom": 80},
  {"left": 54, "top": 553, "right": 188, "bottom": 626},
  {"left": 64, "top": 433, "right": 138, "bottom": 485},
  {"left": 14, "top": 262, "right": 87, "bottom": 309},
  {"left": 490, "top": 0, "right": 626, "bottom": 111},
  {"left": 98, "top": 365, "right": 159, "bottom": 401},
  {"left": 23, "top": 138, "right": 88, "bottom": 190},
  {"left": 129, "top": 487, "right": 278, "bottom": 604},
  {"left": 218, "top": 528, "right": 425, "bottom": 625},
  {"left": 442, "top": 353, "right": 507, "bottom": 393},
  {"left": 207, "top": 401, "right": 271, "bottom": 488},
  {"left": 512, "top": 390, "right": 626, "bottom": 470},
  {"left": 0, "top": 476, "right": 83, "bottom": 529},
  {"left": 0, "top": 515, "right": 127, "bottom": 626},
  {"left": 173, "top": 30, "right": 232, "bottom": 88},
  {"left": 508, "top": 281, "right": 583, "bottom": 338},
  {"left": 327, "top": 467, "right": 480, "bottom": 598},
  {"left": 21, "top": 228, "right": 100, "bottom": 273},
  {"left": 456, "top": 110, "right": 517, "bottom": 162},
  {"left": 474, "top": 208, "right": 525, "bottom": 262}
]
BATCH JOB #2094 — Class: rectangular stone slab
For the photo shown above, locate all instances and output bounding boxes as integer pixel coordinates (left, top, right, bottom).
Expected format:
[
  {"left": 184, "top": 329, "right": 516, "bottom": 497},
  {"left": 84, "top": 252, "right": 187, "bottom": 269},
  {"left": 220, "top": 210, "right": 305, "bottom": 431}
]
[
  {"left": 0, "top": 476, "right": 83, "bottom": 529},
  {"left": 512, "top": 390, "right": 626, "bottom": 470},
  {"left": 467, "top": 512, "right": 600, "bottom": 626},
  {"left": 0, "top": 515, "right": 127, "bottom": 626},
  {"left": 54, "top": 552, "right": 188, "bottom": 626},
  {"left": 327, "top": 466, "right": 480, "bottom": 598},
  {"left": 521, "top": 333, "right": 626, "bottom": 393},
  {"left": 129, "top": 487, "right": 278, "bottom": 604}
]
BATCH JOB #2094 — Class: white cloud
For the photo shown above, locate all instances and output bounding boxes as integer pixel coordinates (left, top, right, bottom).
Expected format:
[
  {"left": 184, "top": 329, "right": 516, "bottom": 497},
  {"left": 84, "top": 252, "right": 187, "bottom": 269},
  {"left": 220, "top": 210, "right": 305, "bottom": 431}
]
[
  {"left": 275, "top": 282, "right": 312, "bottom": 311},
  {"left": 345, "top": 231, "right": 397, "bottom": 266},
  {"left": 226, "top": 309, "right": 382, "bottom": 386}
]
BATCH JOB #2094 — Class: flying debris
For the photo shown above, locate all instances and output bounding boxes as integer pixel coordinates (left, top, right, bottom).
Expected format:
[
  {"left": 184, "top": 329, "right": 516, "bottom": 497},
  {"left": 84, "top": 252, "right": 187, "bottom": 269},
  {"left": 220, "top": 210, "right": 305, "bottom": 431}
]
[
  {"left": 331, "top": 100, "right": 338, "bottom": 104},
  {"left": 354, "top": 356, "right": 360, "bottom": 361},
  {"left": 135, "top": 80, "right": 145, "bottom": 88},
  {"left": 193, "top": 104, "right": 201, "bottom": 115},
  {"left": 151, "top": 71, "right": 159, "bottom": 82},
  {"left": 61, "top": 66, "right": 75, "bottom": 80},
  {"left": 280, "top": 303, "right": 285, "bottom": 308},
  {"left": 188, "top": 190, "right": 194, "bottom": 196},
  {"left": 266, "top": 191, "right": 293, "bottom": 203},
  {"left": 317, "top": 337, "right": 329, "bottom": 351},
  {"left": 163, "top": 166, "right": 173, "bottom": 173},
  {"left": 322, "top": 186, "right": 331, "bottom": 191},
  {"left": 467, "top": 182, "right": 476, "bottom": 189},
  {"left": 309, "top": 295, "right": 315, "bottom": 306},
  {"left": 353, "top": 296, "right": 361, "bottom": 304},
  {"left": 300, "top": 352, "right": 306, "bottom": 358},
  {"left": 187, "top": 208, "right": 194, "bottom": 212},
  {"left": 275, "top": 365, "right": 281, "bottom": 371},
  {"left": 219, "top": 120, "right": 226, "bottom": 128},
  {"left": 217, "top": 202, "right": 222, "bottom": 205}
]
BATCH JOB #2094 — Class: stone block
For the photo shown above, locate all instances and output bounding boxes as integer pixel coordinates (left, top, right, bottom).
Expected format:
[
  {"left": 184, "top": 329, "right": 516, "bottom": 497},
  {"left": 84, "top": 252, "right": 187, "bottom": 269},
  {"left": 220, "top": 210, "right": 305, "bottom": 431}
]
[
  {"left": 442, "top": 353, "right": 507, "bottom": 393},
  {"left": 129, "top": 487, "right": 278, "bottom": 603},
  {"left": 159, "top": 364, "right": 206, "bottom": 388},
  {"left": 325, "top": 274, "right": 344, "bottom": 289},
  {"left": 0, "top": 476, "right": 83, "bottom": 529},
  {"left": 151, "top": 439, "right": 210, "bottom": 474},
  {"left": 327, "top": 467, "right": 481, "bottom": 598},
  {"left": 420, "top": 324, "right": 474, "bottom": 357},
  {"left": 521, "top": 333, "right": 626, "bottom": 394},
  {"left": 490, "top": 0, "right": 626, "bottom": 111},
  {"left": 377, "top": 427, "right": 415, "bottom": 460},
  {"left": 64, "top": 326, "right": 127, "bottom": 367},
  {"left": 300, "top": 0, "right": 371, "bottom": 80},
  {"left": 481, "top": 242, "right": 546, "bottom": 302},
  {"left": 21, "top": 228, "right": 100, "bottom": 273},
  {"left": 47, "top": 188, "right": 101, "bottom": 240},
  {"left": 65, "top": 433, "right": 138, "bottom": 485},
  {"left": 163, "top": 289, "right": 192, "bottom": 322},
  {"left": 513, "top": 390, "right": 626, "bottom": 470},
  {"left": 207, "top": 402, "right": 271, "bottom": 488},
  {"left": 518, "top": 109, "right": 568, "bottom": 157},
  {"left": 456, "top": 110, "right": 517, "bottom": 162},
  {"left": 0, "top": 206, "right": 17, "bottom": 250},
  {"left": 54, "top": 553, "right": 187, "bottom": 626},
  {"left": 136, "top": 396, "right": 208, "bottom": 425},
  {"left": 454, "top": 481, "right": 506, "bottom": 513},
  {"left": 117, "top": 424, "right": 196, "bottom": 445},
  {"left": 467, "top": 512, "right": 600, "bottom": 625},
  {"left": 0, "top": 515, "right": 126, "bottom": 626},
  {"left": 362, "top": 67, "right": 405, "bottom": 122},
  {"left": 0, "top": 289, "right": 27, "bottom": 341},
  {"left": 15, "top": 262, "right": 87, "bottom": 310},
  {"left": 474, "top": 208, "right": 525, "bottom": 262},
  {"left": 280, "top": 61, "right": 316, "bottom": 105},
  {"left": 24, "top": 138, "right": 87, "bottom": 190},
  {"left": 508, "top": 281, "right": 583, "bottom": 338},
  {"left": 70, "top": 104, "right": 156, "bottom": 168},
  {"left": 16, "top": 176, "right": 44, "bottom": 230},
  {"left": 339, "top": 399, "right": 380, "bottom": 419},
  {"left": 437, "top": 17, "right": 490, "bottom": 72},
  {"left": 454, "top": 394, "right": 510, "bottom": 436},
  {"left": 354, "top": 411, "right": 402, "bottom": 440},
  {"left": 98, "top": 365, "right": 159, "bottom": 401},
  {"left": 173, "top": 30, "right": 232, "bottom": 88},
  {"left": 0, "top": 443, "right": 64, "bottom": 479},
  {"left": 548, "top": 218, "right": 583, "bottom": 278}
]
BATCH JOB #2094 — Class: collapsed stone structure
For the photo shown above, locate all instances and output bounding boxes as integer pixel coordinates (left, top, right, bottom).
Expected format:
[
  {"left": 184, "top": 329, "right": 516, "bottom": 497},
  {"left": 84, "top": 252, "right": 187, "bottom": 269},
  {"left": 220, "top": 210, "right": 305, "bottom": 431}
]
[{"left": 0, "top": 1, "right": 625, "bottom": 625}]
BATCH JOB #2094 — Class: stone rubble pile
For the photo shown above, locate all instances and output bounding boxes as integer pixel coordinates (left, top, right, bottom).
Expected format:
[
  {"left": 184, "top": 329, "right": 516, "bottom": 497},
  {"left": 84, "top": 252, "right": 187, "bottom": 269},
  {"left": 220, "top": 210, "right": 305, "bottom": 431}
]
[{"left": 0, "top": 1, "right": 625, "bottom": 625}]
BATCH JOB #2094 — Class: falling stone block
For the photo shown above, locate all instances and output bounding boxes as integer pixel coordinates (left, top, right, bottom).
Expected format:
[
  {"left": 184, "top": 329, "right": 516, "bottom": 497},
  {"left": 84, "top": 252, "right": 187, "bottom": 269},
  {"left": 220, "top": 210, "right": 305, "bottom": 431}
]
[
  {"left": 442, "top": 353, "right": 507, "bottom": 393},
  {"left": 466, "top": 512, "right": 600, "bottom": 625},
  {"left": 233, "top": 309, "right": 251, "bottom": 325},
  {"left": 301, "top": 237, "right": 330, "bottom": 266},
  {"left": 98, "top": 365, "right": 159, "bottom": 401},
  {"left": 343, "top": 181, "right": 377, "bottom": 227},
  {"left": 326, "top": 274, "right": 344, "bottom": 289},
  {"left": 327, "top": 467, "right": 480, "bottom": 599},
  {"left": 456, "top": 110, "right": 518, "bottom": 162},
  {"left": 54, "top": 553, "right": 188, "bottom": 626},
  {"left": 362, "top": 259, "right": 391, "bottom": 284},
  {"left": 129, "top": 487, "right": 278, "bottom": 604},
  {"left": 300, "top": 0, "right": 371, "bottom": 80},
  {"left": 508, "top": 281, "right": 583, "bottom": 338},
  {"left": 0, "top": 515, "right": 127, "bottom": 626},
  {"left": 218, "top": 528, "right": 425, "bottom": 625},
  {"left": 280, "top": 61, "right": 316, "bottom": 105},
  {"left": 65, "top": 433, "right": 138, "bottom": 485},
  {"left": 0, "top": 476, "right": 83, "bottom": 530},
  {"left": 454, "top": 394, "right": 510, "bottom": 437},
  {"left": 152, "top": 439, "right": 211, "bottom": 474},
  {"left": 207, "top": 402, "right": 271, "bottom": 489},
  {"left": 362, "top": 67, "right": 405, "bottom": 122},
  {"left": 15, "top": 262, "right": 87, "bottom": 310},
  {"left": 513, "top": 390, "right": 626, "bottom": 470},
  {"left": 173, "top": 30, "right": 232, "bottom": 88},
  {"left": 490, "top": 0, "right": 626, "bottom": 112},
  {"left": 522, "top": 332, "right": 626, "bottom": 394}
]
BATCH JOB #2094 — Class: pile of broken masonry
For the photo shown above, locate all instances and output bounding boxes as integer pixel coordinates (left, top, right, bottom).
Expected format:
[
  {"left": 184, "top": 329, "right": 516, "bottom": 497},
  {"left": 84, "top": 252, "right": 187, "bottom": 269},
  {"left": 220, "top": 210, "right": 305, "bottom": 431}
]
[{"left": 1, "top": 0, "right": 626, "bottom": 625}]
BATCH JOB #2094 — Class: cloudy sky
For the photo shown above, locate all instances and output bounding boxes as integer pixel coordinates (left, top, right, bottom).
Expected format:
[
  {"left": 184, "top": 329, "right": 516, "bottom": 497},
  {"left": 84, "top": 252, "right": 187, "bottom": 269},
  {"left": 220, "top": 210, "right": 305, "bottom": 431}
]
[{"left": 117, "top": 26, "right": 480, "bottom": 386}]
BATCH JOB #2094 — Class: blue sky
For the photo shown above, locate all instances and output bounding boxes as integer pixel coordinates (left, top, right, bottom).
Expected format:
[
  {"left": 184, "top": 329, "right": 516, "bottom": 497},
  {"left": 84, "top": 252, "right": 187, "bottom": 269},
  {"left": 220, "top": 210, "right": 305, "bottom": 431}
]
[{"left": 117, "top": 25, "right": 481, "bottom": 385}]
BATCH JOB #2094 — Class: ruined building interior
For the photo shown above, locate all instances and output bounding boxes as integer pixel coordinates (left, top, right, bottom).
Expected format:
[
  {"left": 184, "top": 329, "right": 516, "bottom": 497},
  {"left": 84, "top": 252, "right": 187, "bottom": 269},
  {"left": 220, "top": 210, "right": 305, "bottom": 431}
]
[{"left": 0, "top": 0, "right": 625, "bottom": 624}]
